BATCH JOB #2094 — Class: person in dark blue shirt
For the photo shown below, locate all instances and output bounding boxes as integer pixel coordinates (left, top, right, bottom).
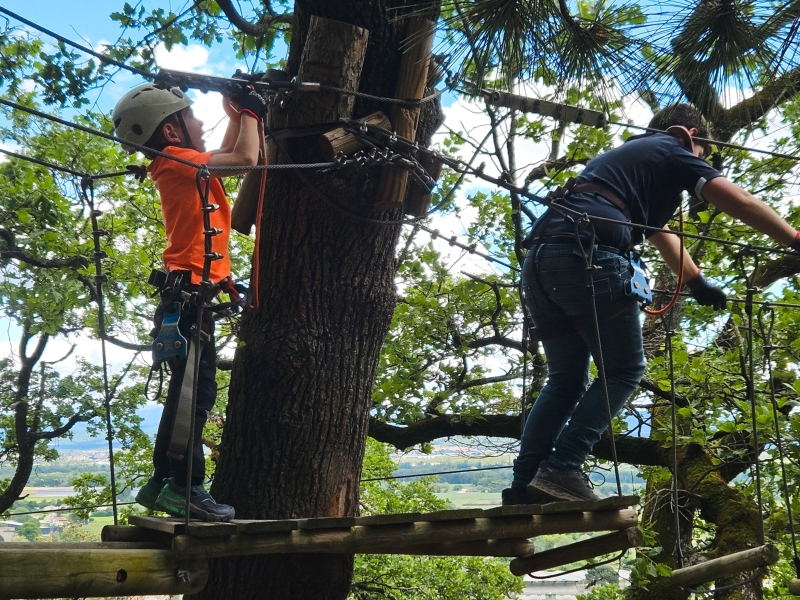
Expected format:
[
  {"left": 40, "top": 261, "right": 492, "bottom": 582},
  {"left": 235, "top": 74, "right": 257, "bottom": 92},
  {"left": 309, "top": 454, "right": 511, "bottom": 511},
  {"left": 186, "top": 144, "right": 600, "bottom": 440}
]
[{"left": 504, "top": 103, "right": 800, "bottom": 504}]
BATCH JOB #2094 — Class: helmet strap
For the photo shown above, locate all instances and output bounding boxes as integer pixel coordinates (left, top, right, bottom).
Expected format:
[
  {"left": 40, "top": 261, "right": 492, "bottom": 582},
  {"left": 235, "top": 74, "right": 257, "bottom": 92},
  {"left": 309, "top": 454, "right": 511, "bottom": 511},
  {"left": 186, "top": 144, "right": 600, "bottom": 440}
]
[{"left": 175, "top": 111, "right": 195, "bottom": 151}]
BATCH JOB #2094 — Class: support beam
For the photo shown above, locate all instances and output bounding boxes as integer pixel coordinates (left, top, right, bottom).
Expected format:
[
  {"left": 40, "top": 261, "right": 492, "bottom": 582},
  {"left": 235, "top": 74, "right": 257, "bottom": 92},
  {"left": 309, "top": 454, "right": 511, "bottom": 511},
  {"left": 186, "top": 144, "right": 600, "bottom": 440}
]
[
  {"left": 0, "top": 547, "right": 207, "bottom": 599},
  {"left": 669, "top": 544, "right": 779, "bottom": 588},
  {"left": 371, "top": 538, "right": 533, "bottom": 557},
  {"left": 173, "top": 509, "right": 638, "bottom": 559},
  {"left": 280, "top": 16, "right": 369, "bottom": 128},
  {"left": 509, "top": 527, "right": 643, "bottom": 576},
  {"left": 480, "top": 90, "right": 606, "bottom": 128},
  {"left": 374, "top": 17, "right": 435, "bottom": 210},
  {"left": 318, "top": 111, "right": 391, "bottom": 160},
  {"left": 102, "top": 524, "right": 174, "bottom": 544},
  {"left": 405, "top": 153, "right": 443, "bottom": 217}
]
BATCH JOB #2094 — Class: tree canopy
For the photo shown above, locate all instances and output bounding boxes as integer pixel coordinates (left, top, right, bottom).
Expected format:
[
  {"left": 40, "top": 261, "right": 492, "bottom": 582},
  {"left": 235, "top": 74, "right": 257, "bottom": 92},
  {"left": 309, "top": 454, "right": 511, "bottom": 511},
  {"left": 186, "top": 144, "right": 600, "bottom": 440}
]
[{"left": 0, "top": 1, "right": 799, "bottom": 599}]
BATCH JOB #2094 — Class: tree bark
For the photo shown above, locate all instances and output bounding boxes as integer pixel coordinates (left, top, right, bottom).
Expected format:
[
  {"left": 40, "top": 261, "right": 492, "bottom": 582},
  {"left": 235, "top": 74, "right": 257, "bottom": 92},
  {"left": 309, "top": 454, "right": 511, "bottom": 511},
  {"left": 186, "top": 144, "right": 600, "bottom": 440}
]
[{"left": 193, "top": 3, "right": 440, "bottom": 599}]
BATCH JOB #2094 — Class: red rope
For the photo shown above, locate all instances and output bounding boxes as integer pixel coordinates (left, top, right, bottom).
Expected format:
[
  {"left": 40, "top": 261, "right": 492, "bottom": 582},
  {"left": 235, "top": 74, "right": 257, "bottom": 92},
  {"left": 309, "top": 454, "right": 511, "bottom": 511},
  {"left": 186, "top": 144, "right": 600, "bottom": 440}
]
[
  {"left": 644, "top": 204, "right": 685, "bottom": 316},
  {"left": 249, "top": 121, "right": 268, "bottom": 311}
]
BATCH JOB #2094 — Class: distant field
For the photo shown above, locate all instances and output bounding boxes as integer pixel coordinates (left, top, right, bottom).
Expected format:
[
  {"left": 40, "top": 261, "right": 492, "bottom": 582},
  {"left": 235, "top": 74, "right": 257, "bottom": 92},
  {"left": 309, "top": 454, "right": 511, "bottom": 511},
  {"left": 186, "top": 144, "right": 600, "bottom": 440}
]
[
  {"left": 84, "top": 516, "right": 114, "bottom": 535},
  {"left": 437, "top": 491, "right": 503, "bottom": 508},
  {"left": 21, "top": 487, "right": 73, "bottom": 500}
]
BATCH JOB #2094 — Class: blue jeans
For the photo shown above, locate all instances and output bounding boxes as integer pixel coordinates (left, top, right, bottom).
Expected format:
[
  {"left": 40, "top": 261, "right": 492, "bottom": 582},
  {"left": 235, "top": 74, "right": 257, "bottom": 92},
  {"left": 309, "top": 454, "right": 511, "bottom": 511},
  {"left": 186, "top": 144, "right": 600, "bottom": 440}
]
[{"left": 512, "top": 243, "right": 645, "bottom": 488}]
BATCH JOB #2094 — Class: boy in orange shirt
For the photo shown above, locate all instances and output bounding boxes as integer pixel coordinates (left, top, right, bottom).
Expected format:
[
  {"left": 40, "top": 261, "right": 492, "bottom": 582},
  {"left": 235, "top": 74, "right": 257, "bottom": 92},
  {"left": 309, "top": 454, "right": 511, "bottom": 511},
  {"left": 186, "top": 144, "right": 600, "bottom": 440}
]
[{"left": 113, "top": 81, "right": 264, "bottom": 521}]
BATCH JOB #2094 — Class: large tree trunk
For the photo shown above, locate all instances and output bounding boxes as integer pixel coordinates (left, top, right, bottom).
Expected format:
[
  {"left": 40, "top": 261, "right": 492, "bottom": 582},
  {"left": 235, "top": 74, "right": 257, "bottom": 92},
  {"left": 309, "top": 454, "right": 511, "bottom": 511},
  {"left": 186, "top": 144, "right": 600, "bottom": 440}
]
[{"left": 193, "top": 2, "right": 438, "bottom": 598}]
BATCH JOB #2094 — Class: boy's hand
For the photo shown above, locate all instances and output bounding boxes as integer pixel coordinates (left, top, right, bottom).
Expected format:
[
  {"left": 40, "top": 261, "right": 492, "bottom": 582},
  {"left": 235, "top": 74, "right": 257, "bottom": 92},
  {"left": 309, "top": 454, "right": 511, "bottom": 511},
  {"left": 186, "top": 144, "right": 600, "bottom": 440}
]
[
  {"left": 222, "top": 96, "right": 243, "bottom": 121},
  {"left": 686, "top": 272, "right": 727, "bottom": 310},
  {"left": 236, "top": 86, "right": 267, "bottom": 121}
]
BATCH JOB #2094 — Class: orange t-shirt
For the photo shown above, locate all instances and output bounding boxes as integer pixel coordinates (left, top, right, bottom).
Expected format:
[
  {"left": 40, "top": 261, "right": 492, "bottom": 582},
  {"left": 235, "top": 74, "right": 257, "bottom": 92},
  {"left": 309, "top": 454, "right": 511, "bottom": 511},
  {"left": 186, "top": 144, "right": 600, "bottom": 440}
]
[{"left": 148, "top": 146, "right": 231, "bottom": 284}]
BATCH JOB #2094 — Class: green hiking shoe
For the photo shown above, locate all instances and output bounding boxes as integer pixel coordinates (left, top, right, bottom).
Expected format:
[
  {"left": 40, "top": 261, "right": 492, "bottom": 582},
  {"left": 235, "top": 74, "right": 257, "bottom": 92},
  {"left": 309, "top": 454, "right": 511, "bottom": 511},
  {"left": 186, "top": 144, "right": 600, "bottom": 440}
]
[
  {"left": 135, "top": 477, "right": 166, "bottom": 510},
  {"left": 154, "top": 477, "right": 235, "bottom": 522}
]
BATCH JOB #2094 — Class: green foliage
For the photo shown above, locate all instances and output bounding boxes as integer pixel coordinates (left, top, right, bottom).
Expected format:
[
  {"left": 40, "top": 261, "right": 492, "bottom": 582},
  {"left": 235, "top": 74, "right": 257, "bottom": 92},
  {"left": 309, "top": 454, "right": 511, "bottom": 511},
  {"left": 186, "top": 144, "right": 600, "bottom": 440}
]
[
  {"left": 16, "top": 519, "right": 42, "bottom": 541},
  {"left": 351, "top": 440, "right": 522, "bottom": 600}
]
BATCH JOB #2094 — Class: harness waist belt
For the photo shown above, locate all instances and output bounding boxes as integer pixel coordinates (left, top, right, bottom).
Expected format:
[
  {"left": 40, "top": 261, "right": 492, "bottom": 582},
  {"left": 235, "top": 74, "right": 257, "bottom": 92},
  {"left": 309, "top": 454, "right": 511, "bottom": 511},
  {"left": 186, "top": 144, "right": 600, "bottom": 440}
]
[{"left": 572, "top": 182, "right": 630, "bottom": 220}]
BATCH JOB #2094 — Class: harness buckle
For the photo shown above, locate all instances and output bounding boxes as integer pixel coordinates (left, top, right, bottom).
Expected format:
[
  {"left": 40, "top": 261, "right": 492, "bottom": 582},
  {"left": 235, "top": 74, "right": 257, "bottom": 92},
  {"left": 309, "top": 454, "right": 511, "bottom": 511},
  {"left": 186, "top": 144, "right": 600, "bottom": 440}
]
[
  {"left": 152, "top": 302, "right": 189, "bottom": 365},
  {"left": 625, "top": 251, "right": 653, "bottom": 306}
]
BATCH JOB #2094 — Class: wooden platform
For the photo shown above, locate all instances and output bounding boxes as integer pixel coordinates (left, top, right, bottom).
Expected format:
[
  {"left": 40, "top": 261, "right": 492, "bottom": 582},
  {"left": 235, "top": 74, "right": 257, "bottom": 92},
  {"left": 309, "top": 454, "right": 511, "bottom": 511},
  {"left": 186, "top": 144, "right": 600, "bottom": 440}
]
[{"left": 2, "top": 496, "right": 641, "bottom": 599}]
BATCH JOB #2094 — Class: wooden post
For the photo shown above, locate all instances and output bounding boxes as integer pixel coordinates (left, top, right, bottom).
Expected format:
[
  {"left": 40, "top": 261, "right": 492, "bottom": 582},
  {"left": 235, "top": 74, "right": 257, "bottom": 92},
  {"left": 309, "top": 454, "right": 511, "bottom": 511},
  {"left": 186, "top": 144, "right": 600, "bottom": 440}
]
[
  {"left": 405, "top": 153, "right": 444, "bottom": 217},
  {"left": 789, "top": 578, "right": 800, "bottom": 595},
  {"left": 669, "top": 544, "right": 779, "bottom": 588},
  {"left": 509, "top": 527, "right": 642, "bottom": 576},
  {"left": 318, "top": 111, "right": 391, "bottom": 160},
  {"left": 374, "top": 17, "right": 435, "bottom": 210},
  {"left": 172, "top": 509, "right": 638, "bottom": 559},
  {"left": 0, "top": 547, "right": 207, "bottom": 599},
  {"left": 279, "top": 16, "right": 369, "bottom": 129}
]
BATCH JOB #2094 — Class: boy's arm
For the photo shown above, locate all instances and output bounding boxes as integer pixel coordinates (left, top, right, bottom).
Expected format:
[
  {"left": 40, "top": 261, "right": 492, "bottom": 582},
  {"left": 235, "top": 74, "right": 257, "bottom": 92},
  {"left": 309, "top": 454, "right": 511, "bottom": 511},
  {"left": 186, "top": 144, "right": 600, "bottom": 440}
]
[
  {"left": 701, "top": 177, "right": 798, "bottom": 246},
  {"left": 214, "top": 97, "right": 242, "bottom": 155},
  {"left": 648, "top": 226, "right": 700, "bottom": 282},
  {"left": 207, "top": 87, "right": 266, "bottom": 176}
]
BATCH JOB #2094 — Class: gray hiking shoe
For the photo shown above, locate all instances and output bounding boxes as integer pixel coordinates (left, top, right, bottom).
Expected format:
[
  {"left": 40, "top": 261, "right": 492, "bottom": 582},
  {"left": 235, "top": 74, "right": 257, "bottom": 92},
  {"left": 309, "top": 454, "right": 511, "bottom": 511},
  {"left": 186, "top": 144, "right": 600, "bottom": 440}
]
[
  {"left": 135, "top": 477, "right": 166, "bottom": 510},
  {"left": 531, "top": 460, "right": 599, "bottom": 502}
]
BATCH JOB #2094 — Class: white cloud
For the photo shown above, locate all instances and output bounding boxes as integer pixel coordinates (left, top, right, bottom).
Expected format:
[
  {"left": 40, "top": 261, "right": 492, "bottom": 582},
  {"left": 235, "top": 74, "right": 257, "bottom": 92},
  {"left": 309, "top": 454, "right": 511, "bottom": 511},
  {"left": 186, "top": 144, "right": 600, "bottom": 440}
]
[{"left": 154, "top": 43, "right": 211, "bottom": 73}]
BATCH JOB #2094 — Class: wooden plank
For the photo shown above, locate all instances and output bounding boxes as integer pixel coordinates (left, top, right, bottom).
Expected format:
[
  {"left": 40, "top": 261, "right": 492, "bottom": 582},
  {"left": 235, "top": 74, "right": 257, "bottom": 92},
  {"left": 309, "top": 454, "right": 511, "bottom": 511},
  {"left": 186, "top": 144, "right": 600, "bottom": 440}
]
[
  {"left": 509, "top": 527, "right": 643, "bottom": 576},
  {"left": 187, "top": 521, "right": 239, "bottom": 538},
  {"left": 0, "top": 542, "right": 165, "bottom": 551},
  {"left": 416, "top": 509, "right": 484, "bottom": 522},
  {"left": 398, "top": 538, "right": 534, "bottom": 557},
  {"left": 318, "top": 111, "right": 391, "bottom": 161},
  {"left": 540, "top": 495, "right": 640, "bottom": 515},
  {"left": 173, "top": 508, "right": 639, "bottom": 559},
  {"left": 101, "top": 525, "right": 174, "bottom": 544},
  {"left": 789, "top": 578, "right": 800, "bottom": 595},
  {"left": 482, "top": 91, "right": 606, "bottom": 128},
  {"left": 128, "top": 515, "right": 186, "bottom": 535},
  {"left": 234, "top": 519, "right": 300, "bottom": 534},
  {"left": 669, "top": 544, "right": 780, "bottom": 588},
  {"left": 374, "top": 17, "right": 435, "bottom": 210},
  {"left": 298, "top": 516, "right": 357, "bottom": 530},
  {"left": 0, "top": 547, "right": 207, "bottom": 599},
  {"left": 484, "top": 504, "right": 544, "bottom": 517},
  {"left": 355, "top": 512, "right": 423, "bottom": 526}
]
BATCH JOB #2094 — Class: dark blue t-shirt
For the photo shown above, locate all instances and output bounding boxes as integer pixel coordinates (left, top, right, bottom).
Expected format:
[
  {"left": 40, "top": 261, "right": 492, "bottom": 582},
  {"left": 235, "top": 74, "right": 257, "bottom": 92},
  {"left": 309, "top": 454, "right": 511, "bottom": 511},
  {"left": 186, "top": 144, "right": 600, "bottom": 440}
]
[{"left": 529, "top": 133, "right": 722, "bottom": 250}]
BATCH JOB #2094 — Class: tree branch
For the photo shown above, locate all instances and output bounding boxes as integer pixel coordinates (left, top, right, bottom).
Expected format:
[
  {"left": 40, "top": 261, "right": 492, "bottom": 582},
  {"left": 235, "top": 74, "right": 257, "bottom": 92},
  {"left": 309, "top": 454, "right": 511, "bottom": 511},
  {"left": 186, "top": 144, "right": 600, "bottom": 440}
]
[
  {"left": 216, "top": 0, "right": 292, "bottom": 35},
  {"left": 368, "top": 415, "right": 665, "bottom": 466},
  {"left": 101, "top": 334, "right": 149, "bottom": 352},
  {"left": 35, "top": 412, "right": 95, "bottom": 441},
  {"left": 0, "top": 249, "right": 88, "bottom": 269},
  {"left": 718, "top": 65, "right": 800, "bottom": 141}
]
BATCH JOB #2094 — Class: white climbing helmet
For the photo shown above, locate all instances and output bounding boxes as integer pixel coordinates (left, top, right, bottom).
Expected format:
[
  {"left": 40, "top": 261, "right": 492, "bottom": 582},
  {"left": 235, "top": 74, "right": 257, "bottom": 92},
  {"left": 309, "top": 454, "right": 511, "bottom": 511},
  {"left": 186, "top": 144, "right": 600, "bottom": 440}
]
[{"left": 112, "top": 84, "right": 192, "bottom": 153}]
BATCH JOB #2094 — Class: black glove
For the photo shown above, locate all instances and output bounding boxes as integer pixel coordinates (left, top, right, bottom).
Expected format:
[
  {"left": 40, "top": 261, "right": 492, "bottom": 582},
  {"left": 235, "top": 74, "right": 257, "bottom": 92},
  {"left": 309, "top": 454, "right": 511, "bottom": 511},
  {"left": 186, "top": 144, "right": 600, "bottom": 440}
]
[
  {"left": 686, "top": 273, "right": 727, "bottom": 310},
  {"left": 228, "top": 70, "right": 267, "bottom": 121}
]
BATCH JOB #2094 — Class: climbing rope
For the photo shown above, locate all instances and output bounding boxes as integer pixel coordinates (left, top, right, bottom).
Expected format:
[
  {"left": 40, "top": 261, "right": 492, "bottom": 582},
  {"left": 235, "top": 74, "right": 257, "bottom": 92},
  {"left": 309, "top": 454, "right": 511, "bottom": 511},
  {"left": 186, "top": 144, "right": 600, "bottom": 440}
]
[
  {"left": 78, "top": 177, "right": 119, "bottom": 526},
  {"left": 759, "top": 304, "right": 800, "bottom": 581},
  {"left": 663, "top": 273, "right": 776, "bottom": 595},
  {"left": 571, "top": 216, "right": 623, "bottom": 497},
  {"left": 740, "top": 250, "right": 767, "bottom": 546}
]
